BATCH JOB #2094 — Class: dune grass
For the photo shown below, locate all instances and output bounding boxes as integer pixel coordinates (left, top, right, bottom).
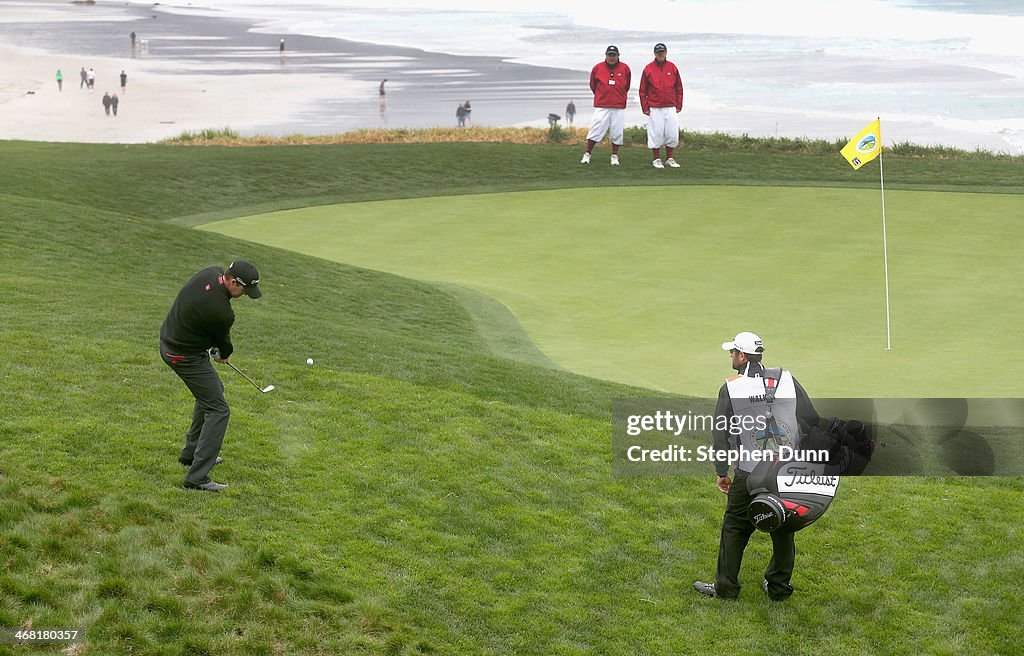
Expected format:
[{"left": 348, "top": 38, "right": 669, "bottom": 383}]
[
  {"left": 157, "top": 127, "right": 1024, "bottom": 160},
  {"left": 1, "top": 140, "right": 1022, "bottom": 654},
  {"left": 166, "top": 127, "right": 242, "bottom": 143}
]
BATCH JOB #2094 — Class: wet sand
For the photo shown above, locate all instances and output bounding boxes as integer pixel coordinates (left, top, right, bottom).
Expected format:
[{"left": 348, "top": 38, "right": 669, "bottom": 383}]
[{"left": 0, "top": 0, "right": 587, "bottom": 142}]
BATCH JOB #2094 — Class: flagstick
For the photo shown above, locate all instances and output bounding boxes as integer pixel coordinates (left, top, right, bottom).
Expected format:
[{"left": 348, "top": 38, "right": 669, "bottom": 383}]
[{"left": 879, "top": 126, "right": 892, "bottom": 350}]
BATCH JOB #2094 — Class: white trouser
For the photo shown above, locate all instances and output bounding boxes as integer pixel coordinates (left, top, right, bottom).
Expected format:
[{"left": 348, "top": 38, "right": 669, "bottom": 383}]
[
  {"left": 646, "top": 106, "right": 680, "bottom": 149},
  {"left": 586, "top": 107, "right": 626, "bottom": 145}
]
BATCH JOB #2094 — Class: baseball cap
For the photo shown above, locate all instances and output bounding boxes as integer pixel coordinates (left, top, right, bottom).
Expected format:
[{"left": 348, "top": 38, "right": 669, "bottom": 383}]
[
  {"left": 228, "top": 260, "right": 262, "bottom": 299},
  {"left": 605, "top": 45, "right": 619, "bottom": 55},
  {"left": 654, "top": 42, "right": 667, "bottom": 52},
  {"left": 722, "top": 331, "right": 764, "bottom": 355}
]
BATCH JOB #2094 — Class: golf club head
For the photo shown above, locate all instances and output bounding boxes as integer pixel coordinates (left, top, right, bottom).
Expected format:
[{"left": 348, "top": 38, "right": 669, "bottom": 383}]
[{"left": 262, "top": 385, "right": 275, "bottom": 393}]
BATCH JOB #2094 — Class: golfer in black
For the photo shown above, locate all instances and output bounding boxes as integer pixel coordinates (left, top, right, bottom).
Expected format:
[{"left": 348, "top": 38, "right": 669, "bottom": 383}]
[
  {"left": 160, "top": 261, "right": 262, "bottom": 492},
  {"left": 694, "top": 331, "right": 819, "bottom": 601}
]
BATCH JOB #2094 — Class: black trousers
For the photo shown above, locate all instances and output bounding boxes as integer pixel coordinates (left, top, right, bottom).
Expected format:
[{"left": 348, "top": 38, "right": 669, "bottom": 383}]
[
  {"left": 160, "top": 342, "right": 229, "bottom": 485},
  {"left": 715, "top": 470, "right": 795, "bottom": 600}
]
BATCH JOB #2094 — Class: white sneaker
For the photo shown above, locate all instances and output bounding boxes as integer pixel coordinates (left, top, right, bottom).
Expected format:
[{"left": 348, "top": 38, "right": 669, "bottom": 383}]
[
  {"left": 652, "top": 158, "right": 664, "bottom": 169},
  {"left": 610, "top": 154, "right": 620, "bottom": 166},
  {"left": 580, "top": 152, "right": 591, "bottom": 164},
  {"left": 665, "top": 157, "right": 680, "bottom": 168}
]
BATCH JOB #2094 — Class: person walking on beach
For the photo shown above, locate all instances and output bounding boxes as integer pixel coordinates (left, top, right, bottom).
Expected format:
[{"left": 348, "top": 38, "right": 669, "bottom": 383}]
[
  {"left": 279, "top": 38, "right": 285, "bottom": 57},
  {"left": 87, "top": 68, "right": 95, "bottom": 90},
  {"left": 102, "top": 92, "right": 111, "bottom": 115},
  {"left": 379, "top": 79, "right": 387, "bottom": 98},
  {"left": 581, "top": 45, "right": 631, "bottom": 166},
  {"left": 111, "top": 93, "right": 119, "bottom": 116},
  {"left": 80, "top": 67, "right": 87, "bottom": 89},
  {"left": 160, "top": 261, "right": 263, "bottom": 493},
  {"left": 456, "top": 102, "right": 468, "bottom": 127},
  {"left": 120, "top": 70, "right": 127, "bottom": 94},
  {"left": 565, "top": 100, "right": 576, "bottom": 127},
  {"left": 56, "top": 69, "right": 63, "bottom": 92},
  {"left": 130, "top": 31, "right": 136, "bottom": 50},
  {"left": 639, "top": 42, "right": 683, "bottom": 169},
  {"left": 463, "top": 100, "right": 472, "bottom": 125}
]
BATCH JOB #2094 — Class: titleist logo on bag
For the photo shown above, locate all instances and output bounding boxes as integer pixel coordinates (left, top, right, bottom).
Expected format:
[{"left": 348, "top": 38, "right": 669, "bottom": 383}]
[{"left": 777, "top": 463, "right": 839, "bottom": 497}]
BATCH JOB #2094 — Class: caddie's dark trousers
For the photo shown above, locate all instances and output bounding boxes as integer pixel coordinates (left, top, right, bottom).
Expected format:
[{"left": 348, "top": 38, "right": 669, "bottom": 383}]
[
  {"left": 715, "top": 470, "right": 795, "bottom": 600},
  {"left": 160, "top": 342, "right": 229, "bottom": 485}
]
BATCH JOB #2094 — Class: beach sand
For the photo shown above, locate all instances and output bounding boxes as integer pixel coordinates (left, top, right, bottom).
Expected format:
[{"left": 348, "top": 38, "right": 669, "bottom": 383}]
[
  {"left": 0, "top": 0, "right": 585, "bottom": 143},
  {"left": 0, "top": 44, "right": 356, "bottom": 143}
]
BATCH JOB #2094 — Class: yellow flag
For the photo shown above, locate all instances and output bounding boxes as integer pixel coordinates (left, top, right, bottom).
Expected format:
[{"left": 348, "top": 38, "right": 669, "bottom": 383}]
[{"left": 840, "top": 119, "right": 882, "bottom": 170}]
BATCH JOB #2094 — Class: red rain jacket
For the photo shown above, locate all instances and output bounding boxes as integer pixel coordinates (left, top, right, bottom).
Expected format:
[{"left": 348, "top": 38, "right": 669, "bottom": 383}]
[
  {"left": 639, "top": 59, "right": 683, "bottom": 114},
  {"left": 589, "top": 61, "right": 631, "bottom": 108}
]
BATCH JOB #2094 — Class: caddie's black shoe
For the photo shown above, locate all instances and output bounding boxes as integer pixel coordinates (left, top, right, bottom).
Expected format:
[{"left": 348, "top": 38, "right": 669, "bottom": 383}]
[
  {"left": 183, "top": 480, "right": 228, "bottom": 492},
  {"left": 179, "top": 456, "right": 223, "bottom": 467}
]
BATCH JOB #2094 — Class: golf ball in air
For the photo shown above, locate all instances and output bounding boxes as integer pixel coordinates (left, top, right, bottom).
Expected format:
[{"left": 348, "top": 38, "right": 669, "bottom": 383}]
[{"left": 306, "top": 358, "right": 314, "bottom": 365}]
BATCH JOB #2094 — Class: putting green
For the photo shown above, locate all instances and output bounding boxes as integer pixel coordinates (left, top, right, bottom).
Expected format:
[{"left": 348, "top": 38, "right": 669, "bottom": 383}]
[{"left": 202, "top": 186, "right": 1024, "bottom": 397}]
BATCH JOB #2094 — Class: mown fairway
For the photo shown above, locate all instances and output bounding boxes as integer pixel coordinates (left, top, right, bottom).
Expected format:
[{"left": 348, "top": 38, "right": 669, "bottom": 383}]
[
  {"left": 1, "top": 140, "right": 1022, "bottom": 655},
  {"left": 202, "top": 185, "right": 1024, "bottom": 396}
]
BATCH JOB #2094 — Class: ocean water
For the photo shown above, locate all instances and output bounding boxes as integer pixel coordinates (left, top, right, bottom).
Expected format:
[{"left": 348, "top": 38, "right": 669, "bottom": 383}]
[{"left": 148, "top": 0, "right": 1024, "bottom": 151}]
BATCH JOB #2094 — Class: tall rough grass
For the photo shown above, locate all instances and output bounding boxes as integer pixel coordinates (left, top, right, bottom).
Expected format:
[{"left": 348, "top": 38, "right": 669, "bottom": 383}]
[
  {"left": 159, "top": 126, "right": 1023, "bottom": 160},
  {"left": 165, "top": 127, "right": 241, "bottom": 144}
]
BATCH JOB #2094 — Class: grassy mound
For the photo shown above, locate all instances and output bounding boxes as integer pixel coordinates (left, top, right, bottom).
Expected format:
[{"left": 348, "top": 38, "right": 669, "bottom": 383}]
[
  {"left": 0, "top": 185, "right": 645, "bottom": 655},
  {"left": 1, "top": 140, "right": 1021, "bottom": 230}
]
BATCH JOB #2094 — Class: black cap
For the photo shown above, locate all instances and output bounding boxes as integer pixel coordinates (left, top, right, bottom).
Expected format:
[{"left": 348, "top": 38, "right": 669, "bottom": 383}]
[
  {"left": 228, "top": 260, "right": 262, "bottom": 299},
  {"left": 654, "top": 42, "right": 667, "bottom": 53},
  {"left": 605, "top": 45, "right": 619, "bottom": 56}
]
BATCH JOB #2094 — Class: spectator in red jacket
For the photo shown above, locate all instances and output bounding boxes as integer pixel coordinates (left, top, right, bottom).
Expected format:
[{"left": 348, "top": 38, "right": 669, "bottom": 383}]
[
  {"left": 581, "top": 45, "right": 631, "bottom": 166},
  {"left": 639, "top": 43, "right": 684, "bottom": 169}
]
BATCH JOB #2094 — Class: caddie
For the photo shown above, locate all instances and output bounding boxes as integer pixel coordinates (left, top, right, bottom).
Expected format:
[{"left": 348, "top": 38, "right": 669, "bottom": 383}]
[{"left": 693, "top": 331, "right": 821, "bottom": 601}]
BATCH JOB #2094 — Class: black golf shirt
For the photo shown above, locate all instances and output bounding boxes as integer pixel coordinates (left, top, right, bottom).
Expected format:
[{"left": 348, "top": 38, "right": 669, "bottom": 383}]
[{"left": 160, "top": 266, "right": 236, "bottom": 358}]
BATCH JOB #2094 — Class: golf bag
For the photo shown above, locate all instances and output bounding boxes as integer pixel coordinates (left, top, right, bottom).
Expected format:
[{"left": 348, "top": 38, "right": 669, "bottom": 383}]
[
  {"left": 742, "top": 364, "right": 875, "bottom": 532},
  {"left": 745, "top": 414, "right": 876, "bottom": 532}
]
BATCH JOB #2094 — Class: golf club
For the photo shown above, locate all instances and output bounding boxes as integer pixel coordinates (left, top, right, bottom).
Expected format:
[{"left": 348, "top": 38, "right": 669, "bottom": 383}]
[{"left": 224, "top": 360, "right": 275, "bottom": 393}]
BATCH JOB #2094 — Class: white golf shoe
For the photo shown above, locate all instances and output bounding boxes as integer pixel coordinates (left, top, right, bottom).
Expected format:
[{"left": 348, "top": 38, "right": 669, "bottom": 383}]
[
  {"left": 580, "top": 152, "right": 591, "bottom": 164},
  {"left": 665, "top": 157, "right": 680, "bottom": 168},
  {"left": 610, "top": 154, "right": 620, "bottom": 166},
  {"left": 652, "top": 158, "right": 665, "bottom": 169}
]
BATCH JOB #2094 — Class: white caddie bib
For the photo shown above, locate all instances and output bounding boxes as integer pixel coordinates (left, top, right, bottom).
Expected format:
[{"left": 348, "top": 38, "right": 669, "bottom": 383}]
[{"left": 725, "top": 370, "right": 800, "bottom": 473}]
